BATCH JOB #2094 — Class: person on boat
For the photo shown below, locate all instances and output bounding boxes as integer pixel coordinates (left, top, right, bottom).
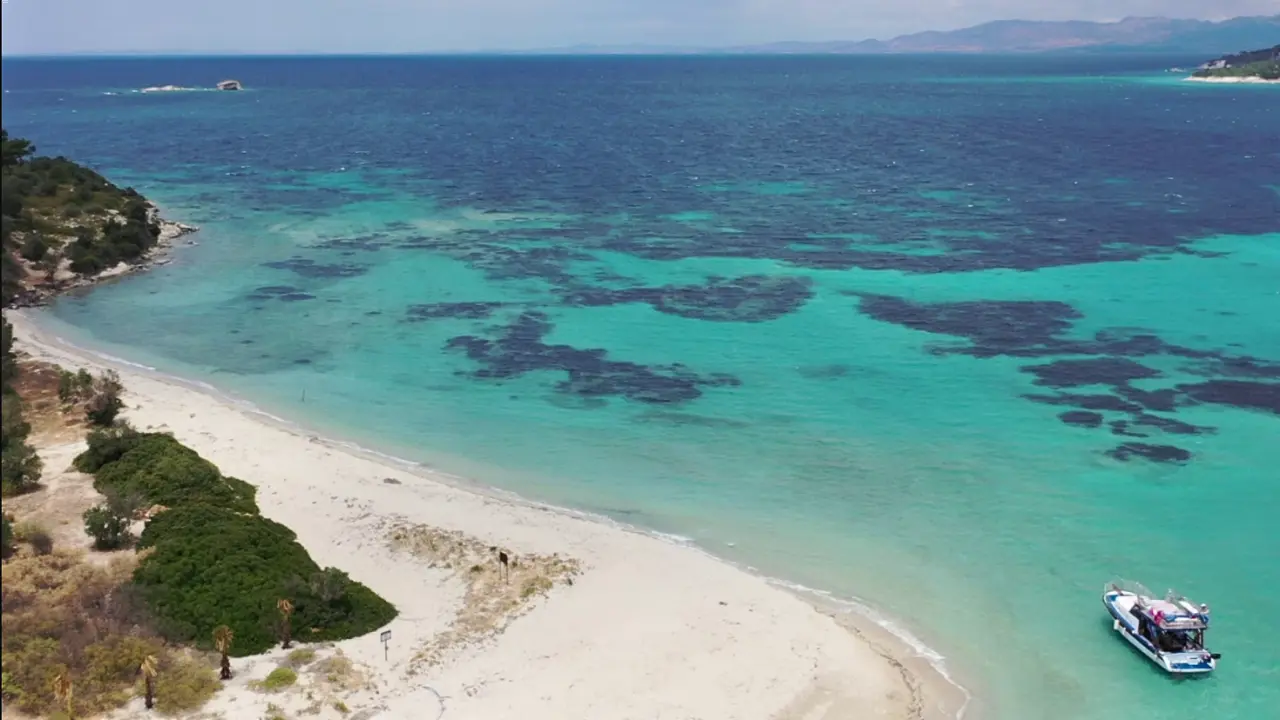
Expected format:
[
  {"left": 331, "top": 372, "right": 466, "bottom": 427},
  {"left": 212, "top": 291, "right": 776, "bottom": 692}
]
[{"left": 1159, "top": 631, "right": 1186, "bottom": 653}]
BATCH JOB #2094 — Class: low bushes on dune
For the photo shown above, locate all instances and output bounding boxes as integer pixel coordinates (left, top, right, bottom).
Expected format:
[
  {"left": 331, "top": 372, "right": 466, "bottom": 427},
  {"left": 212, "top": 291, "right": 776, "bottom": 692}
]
[
  {"left": 77, "top": 430, "right": 258, "bottom": 514},
  {"left": 75, "top": 427, "right": 397, "bottom": 656},
  {"left": 135, "top": 504, "right": 396, "bottom": 655}
]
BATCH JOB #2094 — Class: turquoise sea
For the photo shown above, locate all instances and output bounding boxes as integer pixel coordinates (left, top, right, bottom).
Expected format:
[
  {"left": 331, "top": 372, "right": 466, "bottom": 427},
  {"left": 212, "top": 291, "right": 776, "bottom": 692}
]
[{"left": 3, "top": 55, "right": 1278, "bottom": 719}]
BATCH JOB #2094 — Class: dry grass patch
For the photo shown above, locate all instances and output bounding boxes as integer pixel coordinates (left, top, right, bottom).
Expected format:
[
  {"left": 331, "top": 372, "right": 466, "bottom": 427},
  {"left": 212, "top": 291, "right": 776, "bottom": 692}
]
[
  {"left": 0, "top": 549, "right": 219, "bottom": 717},
  {"left": 150, "top": 650, "right": 221, "bottom": 715},
  {"left": 386, "top": 522, "right": 581, "bottom": 669},
  {"left": 285, "top": 647, "right": 317, "bottom": 667},
  {"left": 10, "top": 358, "right": 92, "bottom": 444},
  {"left": 308, "top": 651, "right": 369, "bottom": 693}
]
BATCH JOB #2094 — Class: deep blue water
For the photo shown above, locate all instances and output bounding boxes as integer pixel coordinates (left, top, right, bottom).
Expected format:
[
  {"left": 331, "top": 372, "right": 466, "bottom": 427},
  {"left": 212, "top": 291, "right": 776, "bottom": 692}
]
[{"left": 3, "top": 55, "right": 1278, "bottom": 719}]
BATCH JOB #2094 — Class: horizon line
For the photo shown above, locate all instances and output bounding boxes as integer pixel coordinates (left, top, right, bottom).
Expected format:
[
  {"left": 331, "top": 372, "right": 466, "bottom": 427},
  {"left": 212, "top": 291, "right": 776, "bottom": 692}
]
[{"left": 0, "top": 48, "right": 1223, "bottom": 61}]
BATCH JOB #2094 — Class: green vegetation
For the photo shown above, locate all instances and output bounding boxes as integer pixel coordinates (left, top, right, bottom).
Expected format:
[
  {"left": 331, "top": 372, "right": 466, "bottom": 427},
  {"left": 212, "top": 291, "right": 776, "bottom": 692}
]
[
  {"left": 1, "top": 315, "right": 42, "bottom": 497},
  {"left": 83, "top": 499, "right": 135, "bottom": 551},
  {"left": 75, "top": 429, "right": 397, "bottom": 656},
  {"left": 1, "top": 512, "right": 12, "bottom": 558},
  {"left": 85, "top": 370, "right": 125, "bottom": 426},
  {"left": 2, "top": 129, "right": 162, "bottom": 306},
  {"left": 1193, "top": 45, "right": 1280, "bottom": 80},
  {"left": 77, "top": 431, "right": 259, "bottom": 514},
  {"left": 57, "top": 367, "right": 95, "bottom": 404},
  {"left": 254, "top": 666, "right": 299, "bottom": 692},
  {"left": 133, "top": 503, "right": 397, "bottom": 655}
]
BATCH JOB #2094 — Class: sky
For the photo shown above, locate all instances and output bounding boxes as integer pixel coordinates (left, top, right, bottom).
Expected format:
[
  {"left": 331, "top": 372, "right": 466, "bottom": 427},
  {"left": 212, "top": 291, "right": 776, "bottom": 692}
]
[{"left": 1, "top": 0, "right": 1276, "bottom": 55}]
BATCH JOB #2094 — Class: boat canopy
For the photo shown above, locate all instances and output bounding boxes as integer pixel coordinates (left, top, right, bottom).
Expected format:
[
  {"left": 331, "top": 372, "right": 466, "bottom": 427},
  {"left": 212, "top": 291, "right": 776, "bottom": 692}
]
[{"left": 1136, "top": 596, "right": 1209, "bottom": 630}]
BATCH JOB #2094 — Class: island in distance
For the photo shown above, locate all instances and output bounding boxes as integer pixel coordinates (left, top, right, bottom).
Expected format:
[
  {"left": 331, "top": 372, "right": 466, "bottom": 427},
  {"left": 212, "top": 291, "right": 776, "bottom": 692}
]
[{"left": 524, "top": 14, "right": 1280, "bottom": 55}]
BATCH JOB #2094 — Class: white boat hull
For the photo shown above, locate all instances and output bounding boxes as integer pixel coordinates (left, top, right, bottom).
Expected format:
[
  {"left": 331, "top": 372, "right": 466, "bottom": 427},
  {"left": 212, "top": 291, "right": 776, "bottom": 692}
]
[{"left": 1103, "top": 590, "right": 1216, "bottom": 674}]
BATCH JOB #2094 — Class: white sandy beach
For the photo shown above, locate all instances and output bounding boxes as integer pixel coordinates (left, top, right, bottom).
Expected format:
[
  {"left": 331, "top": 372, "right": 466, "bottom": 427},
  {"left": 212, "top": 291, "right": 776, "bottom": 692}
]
[
  {"left": 8, "top": 311, "right": 968, "bottom": 720},
  {"left": 1183, "top": 75, "right": 1279, "bottom": 84}
]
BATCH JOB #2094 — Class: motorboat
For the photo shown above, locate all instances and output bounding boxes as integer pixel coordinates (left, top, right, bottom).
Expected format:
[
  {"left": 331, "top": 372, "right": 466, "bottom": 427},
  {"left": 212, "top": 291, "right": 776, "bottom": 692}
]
[{"left": 1103, "top": 581, "right": 1218, "bottom": 674}]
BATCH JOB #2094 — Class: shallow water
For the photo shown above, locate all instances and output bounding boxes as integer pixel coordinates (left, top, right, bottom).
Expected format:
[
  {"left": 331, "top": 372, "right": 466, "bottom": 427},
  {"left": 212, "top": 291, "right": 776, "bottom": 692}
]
[{"left": 3, "top": 54, "right": 1278, "bottom": 719}]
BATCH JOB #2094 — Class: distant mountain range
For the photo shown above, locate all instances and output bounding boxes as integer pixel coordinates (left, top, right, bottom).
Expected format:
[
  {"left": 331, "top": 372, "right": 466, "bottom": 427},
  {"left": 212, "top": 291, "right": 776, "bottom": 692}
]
[{"left": 527, "top": 15, "right": 1280, "bottom": 56}]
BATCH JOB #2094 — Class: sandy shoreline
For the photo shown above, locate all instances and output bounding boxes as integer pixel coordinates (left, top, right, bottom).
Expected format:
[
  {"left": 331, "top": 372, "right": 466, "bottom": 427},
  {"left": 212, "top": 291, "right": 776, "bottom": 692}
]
[
  {"left": 8, "top": 310, "right": 971, "bottom": 720},
  {"left": 1183, "top": 75, "right": 1279, "bottom": 84}
]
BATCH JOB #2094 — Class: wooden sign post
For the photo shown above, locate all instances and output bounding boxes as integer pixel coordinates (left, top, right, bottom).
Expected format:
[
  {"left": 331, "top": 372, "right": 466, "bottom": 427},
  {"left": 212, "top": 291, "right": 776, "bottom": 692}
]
[{"left": 380, "top": 629, "right": 392, "bottom": 662}]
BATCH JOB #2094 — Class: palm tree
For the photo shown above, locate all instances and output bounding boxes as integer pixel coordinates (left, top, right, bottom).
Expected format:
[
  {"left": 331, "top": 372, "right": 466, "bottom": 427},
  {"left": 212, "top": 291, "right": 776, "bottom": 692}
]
[
  {"left": 140, "top": 655, "right": 158, "bottom": 710},
  {"left": 52, "top": 669, "right": 74, "bottom": 719},
  {"left": 213, "top": 625, "right": 234, "bottom": 680},
  {"left": 277, "top": 598, "right": 294, "bottom": 649}
]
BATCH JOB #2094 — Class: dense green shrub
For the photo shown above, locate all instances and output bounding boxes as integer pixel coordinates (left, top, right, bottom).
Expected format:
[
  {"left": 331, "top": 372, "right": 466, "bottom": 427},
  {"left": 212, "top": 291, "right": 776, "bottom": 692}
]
[
  {"left": 1, "top": 512, "right": 12, "bottom": 559},
  {"left": 81, "top": 433, "right": 258, "bottom": 514},
  {"left": 57, "top": 368, "right": 96, "bottom": 404},
  {"left": 135, "top": 504, "right": 396, "bottom": 655},
  {"left": 0, "top": 249, "right": 20, "bottom": 307},
  {"left": 2, "top": 129, "right": 162, "bottom": 303},
  {"left": 0, "top": 421, "right": 43, "bottom": 496},
  {"left": 84, "top": 503, "right": 132, "bottom": 551},
  {"left": 1, "top": 315, "right": 41, "bottom": 497},
  {"left": 67, "top": 364, "right": 397, "bottom": 658},
  {"left": 74, "top": 423, "right": 144, "bottom": 474},
  {"left": 19, "top": 233, "right": 47, "bottom": 262},
  {"left": 0, "top": 315, "right": 15, "bottom": 387}
]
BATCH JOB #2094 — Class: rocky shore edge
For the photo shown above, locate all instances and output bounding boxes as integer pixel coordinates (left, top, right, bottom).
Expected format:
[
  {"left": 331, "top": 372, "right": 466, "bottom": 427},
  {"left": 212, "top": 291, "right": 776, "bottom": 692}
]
[{"left": 7, "top": 203, "right": 199, "bottom": 309}]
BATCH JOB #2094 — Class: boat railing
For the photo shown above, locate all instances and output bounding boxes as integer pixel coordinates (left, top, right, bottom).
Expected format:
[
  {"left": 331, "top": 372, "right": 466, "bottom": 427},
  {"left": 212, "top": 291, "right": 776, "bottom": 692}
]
[{"left": 1105, "top": 578, "right": 1153, "bottom": 598}]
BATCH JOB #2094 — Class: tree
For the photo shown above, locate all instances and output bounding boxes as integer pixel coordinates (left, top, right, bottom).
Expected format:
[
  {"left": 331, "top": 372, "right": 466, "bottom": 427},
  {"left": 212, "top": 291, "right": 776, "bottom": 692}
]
[
  {"left": 85, "top": 370, "right": 124, "bottom": 427},
  {"left": 1, "top": 512, "right": 12, "bottom": 559},
  {"left": 85, "top": 489, "right": 143, "bottom": 550},
  {"left": 1, "top": 315, "right": 16, "bottom": 387},
  {"left": 1, "top": 413, "right": 43, "bottom": 496},
  {"left": 83, "top": 503, "right": 131, "bottom": 550},
  {"left": 139, "top": 655, "right": 158, "bottom": 710},
  {"left": 212, "top": 625, "right": 234, "bottom": 680},
  {"left": 277, "top": 599, "right": 294, "bottom": 649},
  {"left": 1, "top": 315, "right": 41, "bottom": 497},
  {"left": 0, "top": 129, "right": 35, "bottom": 168},
  {"left": 19, "top": 233, "right": 47, "bottom": 262},
  {"left": 51, "top": 669, "right": 74, "bottom": 719}
]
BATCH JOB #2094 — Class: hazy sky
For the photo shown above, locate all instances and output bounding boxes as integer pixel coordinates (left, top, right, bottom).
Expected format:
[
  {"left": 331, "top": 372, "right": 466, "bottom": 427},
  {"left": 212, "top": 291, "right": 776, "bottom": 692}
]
[{"left": 1, "top": 0, "right": 1275, "bottom": 54}]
